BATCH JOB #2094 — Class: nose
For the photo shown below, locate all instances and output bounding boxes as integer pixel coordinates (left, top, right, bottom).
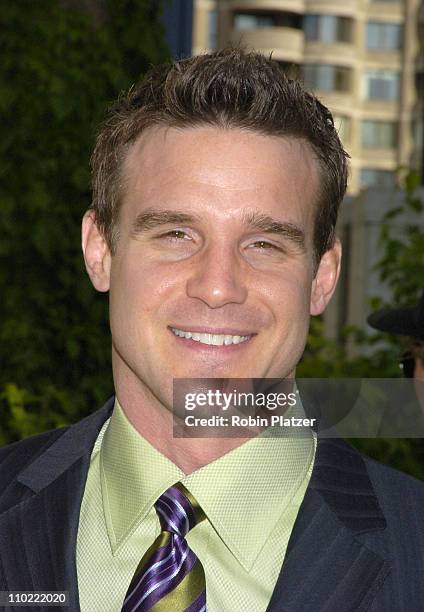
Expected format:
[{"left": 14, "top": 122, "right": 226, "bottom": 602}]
[{"left": 186, "top": 243, "right": 248, "bottom": 308}]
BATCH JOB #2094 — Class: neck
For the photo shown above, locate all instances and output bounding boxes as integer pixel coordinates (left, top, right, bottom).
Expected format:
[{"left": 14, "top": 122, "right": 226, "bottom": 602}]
[{"left": 112, "top": 355, "right": 252, "bottom": 474}]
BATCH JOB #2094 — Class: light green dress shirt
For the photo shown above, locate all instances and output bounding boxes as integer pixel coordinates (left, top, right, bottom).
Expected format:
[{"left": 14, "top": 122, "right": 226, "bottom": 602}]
[{"left": 76, "top": 398, "right": 316, "bottom": 611}]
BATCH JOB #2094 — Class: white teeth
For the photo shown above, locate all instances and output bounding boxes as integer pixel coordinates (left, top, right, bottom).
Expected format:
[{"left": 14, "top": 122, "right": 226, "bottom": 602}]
[{"left": 171, "top": 328, "right": 251, "bottom": 346}]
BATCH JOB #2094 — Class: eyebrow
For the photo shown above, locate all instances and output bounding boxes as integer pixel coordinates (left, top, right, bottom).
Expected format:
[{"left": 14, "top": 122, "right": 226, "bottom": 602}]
[{"left": 131, "top": 207, "right": 306, "bottom": 249}]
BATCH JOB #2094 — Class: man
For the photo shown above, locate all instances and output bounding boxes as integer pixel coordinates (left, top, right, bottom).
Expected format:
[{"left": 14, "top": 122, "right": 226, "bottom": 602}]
[
  {"left": 0, "top": 49, "right": 423, "bottom": 612},
  {"left": 367, "top": 291, "right": 424, "bottom": 418},
  {"left": 367, "top": 290, "right": 424, "bottom": 379}
]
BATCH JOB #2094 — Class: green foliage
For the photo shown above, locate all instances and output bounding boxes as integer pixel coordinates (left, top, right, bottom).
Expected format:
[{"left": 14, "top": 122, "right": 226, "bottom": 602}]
[
  {"left": 0, "top": 1, "right": 169, "bottom": 442},
  {"left": 300, "top": 169, "right": 423, "bottom": 379},
  {"left": 0, "top": 384, "right": 69, "bottom": 446},
  {"left": 300, "top": 170, "right": 424, "bottom": 479},
  {"left": 349, "top": 439, "right": 424, "bottom": 481},
  {"left": 298, "top": 319, "right": 400, "bottom": 378},
  {"left": 374, "top": 168, "right": 424, "bottom": 305},
  {"left": 350, "top": 171, "right": 424, "bottom": 479}
]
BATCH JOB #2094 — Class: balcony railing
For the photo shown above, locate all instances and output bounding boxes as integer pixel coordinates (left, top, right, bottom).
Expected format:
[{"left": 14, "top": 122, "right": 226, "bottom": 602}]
[
  {"left": 306, "top": 0, "right": 358, "bottom": 14},
  {"left": 229, "top": 26, "right": 304, "bottom": 61},
  {"left": 304, "top": 40, "right": 356, "bottom": 62},
  {"left": 228, "top": 1, "right": 305, "bottom": 12}
]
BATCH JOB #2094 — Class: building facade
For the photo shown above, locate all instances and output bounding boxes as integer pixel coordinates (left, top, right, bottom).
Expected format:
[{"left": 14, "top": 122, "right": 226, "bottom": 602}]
[
  {"left": 193, "top": 0, "right": 424, "bottom": 193},
  {"left": 324, "top": 186, "right": 424, "bottom": 345}
]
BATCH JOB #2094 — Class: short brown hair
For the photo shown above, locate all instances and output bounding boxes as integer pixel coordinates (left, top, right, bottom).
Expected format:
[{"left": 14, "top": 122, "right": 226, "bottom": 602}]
[{"left": 91, "top": 48, "right": 349, "bottom": 263}]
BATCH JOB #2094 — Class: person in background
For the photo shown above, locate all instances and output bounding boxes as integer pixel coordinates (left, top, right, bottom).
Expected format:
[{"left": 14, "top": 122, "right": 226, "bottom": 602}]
[{"left": 367, "top": 290, "right": 424, "bottom": 380}]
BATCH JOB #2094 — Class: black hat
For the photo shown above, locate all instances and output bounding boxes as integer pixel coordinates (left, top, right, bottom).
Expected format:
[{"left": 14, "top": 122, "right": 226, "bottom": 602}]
[{"left": 367, "top": 290, "right": 424, "bottom": 340}]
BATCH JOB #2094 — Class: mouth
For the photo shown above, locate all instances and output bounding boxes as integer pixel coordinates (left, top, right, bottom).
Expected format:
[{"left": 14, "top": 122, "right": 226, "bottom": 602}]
[{"left": 168, "top": 326, "right": 255, "bottom": 350}]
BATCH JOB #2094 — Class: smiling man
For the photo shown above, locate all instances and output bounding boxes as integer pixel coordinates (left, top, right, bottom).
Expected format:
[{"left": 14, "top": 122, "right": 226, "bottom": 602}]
[
  {"left": 84, "top": 125, "right": 338, "bottom": 472},
  {"left": 0, "top": 49, "right": 423, "bottom": 612}
]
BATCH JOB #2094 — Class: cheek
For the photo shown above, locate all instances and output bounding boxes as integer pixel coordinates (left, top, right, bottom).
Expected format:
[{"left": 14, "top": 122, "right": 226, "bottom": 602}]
[
  {"left": 267, "top": 268, "right": 312, "bottom": 319},
  {"left": 109, "top": 255, "right": 179, "bottom": 327}
]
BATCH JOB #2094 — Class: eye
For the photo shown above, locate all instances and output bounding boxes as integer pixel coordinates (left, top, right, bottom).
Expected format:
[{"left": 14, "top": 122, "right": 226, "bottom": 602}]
[
  {"left": 250, "top": 241, "right": 279, "bottom": 251},
  {"left": 159, "top": 230, "right": 192, "bottom": 241}
]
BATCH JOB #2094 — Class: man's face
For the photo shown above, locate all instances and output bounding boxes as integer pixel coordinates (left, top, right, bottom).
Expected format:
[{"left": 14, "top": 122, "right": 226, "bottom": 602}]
[{"left": 83, "top": 126, "right": 340, "bottom": 410}]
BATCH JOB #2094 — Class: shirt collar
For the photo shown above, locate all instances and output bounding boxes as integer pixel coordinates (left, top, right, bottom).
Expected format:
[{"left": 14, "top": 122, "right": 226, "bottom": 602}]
[
  {"left": 100, "top": 397, "right": 315, "bottom": 570},
  {"left": 182, "top": 425, "right": 315, "bottom": 571},
  {"left": 100, "top": 399, "right": 184, "bottom": 552}
]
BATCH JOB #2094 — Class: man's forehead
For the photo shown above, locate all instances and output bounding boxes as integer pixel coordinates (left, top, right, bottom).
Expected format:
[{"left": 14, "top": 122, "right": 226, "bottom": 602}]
[
  {"left": 119, "top": 125, "right": 320, "bottom": 230},
  {"left": 123, "top": 125, "right": 319, "bottom": 180}
]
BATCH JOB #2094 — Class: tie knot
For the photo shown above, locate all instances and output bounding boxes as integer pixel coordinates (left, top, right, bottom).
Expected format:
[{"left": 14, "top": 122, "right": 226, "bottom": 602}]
[{"left": 155, "top": 482, "right": 205, "bottom": 537}]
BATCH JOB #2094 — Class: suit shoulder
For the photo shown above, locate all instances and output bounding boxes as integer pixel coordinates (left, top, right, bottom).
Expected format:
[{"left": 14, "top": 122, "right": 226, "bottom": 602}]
[
  {"left": 332, "top": 438, "right": 424, "bottom": 494},
  {"left": 0, "top": 426, "right": 69, "bottom": 481},
  {"left": 362, "top": 452, "right": 424, "bottom": 506}
]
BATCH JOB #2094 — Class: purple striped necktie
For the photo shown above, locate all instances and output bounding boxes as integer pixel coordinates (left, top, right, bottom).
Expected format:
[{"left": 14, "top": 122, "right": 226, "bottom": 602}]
[{"left": 121, "top": 482, "right": 207, "bottom": 612}]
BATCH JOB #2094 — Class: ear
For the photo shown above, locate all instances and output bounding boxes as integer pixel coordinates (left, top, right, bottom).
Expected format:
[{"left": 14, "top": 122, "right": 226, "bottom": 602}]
[
  {"left": 81, "top": 210, "right": 111, "bottom": 292},
  {"left": 310, "top": 238, "right": 342, "bottom": 316}
]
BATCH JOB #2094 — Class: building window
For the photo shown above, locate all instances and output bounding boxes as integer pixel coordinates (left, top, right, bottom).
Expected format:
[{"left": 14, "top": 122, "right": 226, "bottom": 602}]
[
  {"left": 416, "top": 72, "right": 424, "bottom": 96},
  {"left": 208, "top": 9, "right": 218, "bottom": 49},
  {"left": 360, "top": 168, "right": 395, "bottom": 188},
  {"left": 364, "top": 70, "right": 400, "bottom": 100},
  {"left": 233, "top": 11, "right": 301, "bottom": 31},
  {"left": 303, "top": 64, "right": 351, "bottom": 92},
  {"left": 233, "top": 13, "right": 274, "bottom": 31},
  {"left": 333, "top": 114, "right": 351, "bottom": 142},
  {"left": 304, "top": 15, "right": 352, "bottom": 43},
  {"left": 413, "top": 120, "right": 423, "bottom": 150},
  {"left": 366, "top": 22, "right": 402, "bottom": 50},
  {"left": 362, "top": 120, "right": 398, "bottom": 148}
]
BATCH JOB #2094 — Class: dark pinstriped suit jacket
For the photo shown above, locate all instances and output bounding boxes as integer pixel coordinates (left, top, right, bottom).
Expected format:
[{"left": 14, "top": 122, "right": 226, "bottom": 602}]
[{"left": 0, "top": 396, "right": 423, "bottom": 611}]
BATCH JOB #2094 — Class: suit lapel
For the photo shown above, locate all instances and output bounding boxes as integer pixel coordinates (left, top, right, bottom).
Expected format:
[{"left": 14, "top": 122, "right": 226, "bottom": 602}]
[
  {"left": 0, "top": 402, "right": 391, "bottom": 611},
  {"left": 267, "top": 438, "right": 390, "bottom": 612},
  {"left": 0, "top": 398, "right": 114, "bottom": 611}
]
